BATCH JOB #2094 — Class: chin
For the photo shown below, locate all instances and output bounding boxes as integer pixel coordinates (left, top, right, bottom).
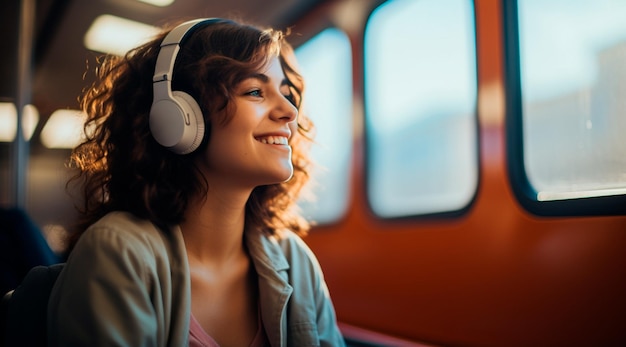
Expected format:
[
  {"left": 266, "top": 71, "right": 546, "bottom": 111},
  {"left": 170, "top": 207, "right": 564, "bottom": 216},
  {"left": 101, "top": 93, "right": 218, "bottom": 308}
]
[
  {"left": 275, "top": 164, "right": 295, "bottom": 183},
  {"left": 280, "top": 172, "right": 294, "bottom": 183},
  {"left": 277, "top": 167, "right": 294, "bottom": 183},
  {"left": 257, "top": 166, "right": 294, "bottom": 186}
]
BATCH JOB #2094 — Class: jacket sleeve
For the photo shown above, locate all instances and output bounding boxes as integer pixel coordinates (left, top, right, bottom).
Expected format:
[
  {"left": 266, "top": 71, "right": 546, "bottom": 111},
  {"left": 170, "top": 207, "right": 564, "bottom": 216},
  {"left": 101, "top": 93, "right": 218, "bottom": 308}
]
[{"left": 47, "top": 225, "right": 161, "bottom": 347}]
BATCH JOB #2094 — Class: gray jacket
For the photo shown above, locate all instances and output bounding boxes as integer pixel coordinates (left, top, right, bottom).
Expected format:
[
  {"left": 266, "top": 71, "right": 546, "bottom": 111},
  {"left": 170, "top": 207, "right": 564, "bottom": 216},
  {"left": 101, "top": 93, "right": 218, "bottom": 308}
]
[{"left": 47, "top": 211, "right": 345, "bottom": 347}]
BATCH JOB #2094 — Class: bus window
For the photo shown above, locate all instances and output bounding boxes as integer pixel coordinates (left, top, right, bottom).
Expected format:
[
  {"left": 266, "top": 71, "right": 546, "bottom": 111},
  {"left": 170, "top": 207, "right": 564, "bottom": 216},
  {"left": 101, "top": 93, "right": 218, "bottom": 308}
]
[
  {"left": 295, "top": 28, "right": 352, "bottom": 224},
  {"left": 364, "top": 0, "right": 478, "bottom": 218},
  {"left": 505, "top": 0, "right": 626, "bottom": 214}
]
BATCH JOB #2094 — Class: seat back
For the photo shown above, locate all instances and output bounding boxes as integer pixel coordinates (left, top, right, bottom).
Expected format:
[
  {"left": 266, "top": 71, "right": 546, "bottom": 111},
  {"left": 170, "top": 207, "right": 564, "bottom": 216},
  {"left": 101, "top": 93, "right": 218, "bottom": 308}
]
[
  {"left": 1, "top": 263, "right": 64, "bottom": 347},
  {"left": 0, "top": 207, "right": 61, "bottom": 296},
  {"left": 0, "top": 291, "right": 12, "bottom": 347}
]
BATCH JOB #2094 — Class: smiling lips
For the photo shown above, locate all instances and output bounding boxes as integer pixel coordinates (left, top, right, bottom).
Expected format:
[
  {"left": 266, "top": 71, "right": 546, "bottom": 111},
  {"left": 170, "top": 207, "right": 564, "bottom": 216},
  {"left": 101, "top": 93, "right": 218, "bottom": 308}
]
[{"left": 255, "top": 135, "right": 289, "bottom": 145}]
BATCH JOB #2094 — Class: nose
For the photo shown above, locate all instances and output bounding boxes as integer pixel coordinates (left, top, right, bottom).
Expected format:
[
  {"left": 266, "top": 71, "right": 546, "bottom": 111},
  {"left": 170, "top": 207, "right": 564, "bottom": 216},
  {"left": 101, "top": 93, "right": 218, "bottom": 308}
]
[{"left": 270, "top": 94, "right": 298, "bottom": 124}]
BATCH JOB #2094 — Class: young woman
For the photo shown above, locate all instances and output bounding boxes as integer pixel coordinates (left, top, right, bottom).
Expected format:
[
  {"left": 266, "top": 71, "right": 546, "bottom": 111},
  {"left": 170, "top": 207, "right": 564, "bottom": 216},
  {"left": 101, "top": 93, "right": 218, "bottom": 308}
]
[{"left": 47, "top": 18, "right": 345, "bottom": 347}]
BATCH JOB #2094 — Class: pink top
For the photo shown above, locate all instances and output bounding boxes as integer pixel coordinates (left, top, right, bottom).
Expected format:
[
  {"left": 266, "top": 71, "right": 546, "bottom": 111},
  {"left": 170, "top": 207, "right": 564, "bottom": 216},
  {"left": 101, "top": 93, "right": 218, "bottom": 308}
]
[{"left": 189, "top": 311, "right": 269, "bottom": 347}]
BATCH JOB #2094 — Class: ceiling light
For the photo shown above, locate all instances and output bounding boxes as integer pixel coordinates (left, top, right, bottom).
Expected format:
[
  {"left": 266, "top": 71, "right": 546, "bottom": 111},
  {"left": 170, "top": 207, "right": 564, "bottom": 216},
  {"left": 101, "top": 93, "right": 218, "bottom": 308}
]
[
  {"left": 137, "top": 0, "right": 175, "bottom": 7},
  {"left": 22, "top": 104, "right": 39, "bottom": 140},
  {"left": 0, "top": 103, "right": 17, "bottom": 142},
  {"left": 0, "top": 102, "right": 39, "bottom": 142},
  {"left": 40, "top": 109, "right": 88, "bottom": 149},
  {"left": 84, "top": 15, "right": 159, "bottom": 56}
]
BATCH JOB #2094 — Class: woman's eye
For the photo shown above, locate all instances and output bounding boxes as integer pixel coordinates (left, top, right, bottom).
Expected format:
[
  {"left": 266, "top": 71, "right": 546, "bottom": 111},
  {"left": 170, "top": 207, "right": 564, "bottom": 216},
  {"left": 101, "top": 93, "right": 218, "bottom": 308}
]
[{"left": 246, "top": 89, "right": 262, "bottom": 97}]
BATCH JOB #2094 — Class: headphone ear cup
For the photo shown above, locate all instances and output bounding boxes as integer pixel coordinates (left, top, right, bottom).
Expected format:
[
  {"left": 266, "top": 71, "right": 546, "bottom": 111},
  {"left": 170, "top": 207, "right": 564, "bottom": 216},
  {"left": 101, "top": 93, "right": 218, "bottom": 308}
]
[
  {"left": 149, "top": 91, "right": 205, "bottom": 154},
  {"left": 172, "top": 91, "right": 205, "bottom": 153}
]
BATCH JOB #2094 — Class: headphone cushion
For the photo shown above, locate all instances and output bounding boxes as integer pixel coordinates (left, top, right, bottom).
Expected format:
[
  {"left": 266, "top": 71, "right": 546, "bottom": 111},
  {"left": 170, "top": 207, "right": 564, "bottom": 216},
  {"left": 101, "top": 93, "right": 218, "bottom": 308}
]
[
  {"left": 150, "top": 91, "right": 205, "bottom": 154},
  {"left": 173, "top": 91, "right": 205, "bottom": 153}
]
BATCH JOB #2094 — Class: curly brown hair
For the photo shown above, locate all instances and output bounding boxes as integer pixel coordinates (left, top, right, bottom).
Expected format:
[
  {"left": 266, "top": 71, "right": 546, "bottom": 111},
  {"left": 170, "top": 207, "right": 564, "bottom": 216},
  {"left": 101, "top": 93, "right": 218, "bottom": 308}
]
[{"left": 67, "top": 18, "right": 314, "bottom": 246}]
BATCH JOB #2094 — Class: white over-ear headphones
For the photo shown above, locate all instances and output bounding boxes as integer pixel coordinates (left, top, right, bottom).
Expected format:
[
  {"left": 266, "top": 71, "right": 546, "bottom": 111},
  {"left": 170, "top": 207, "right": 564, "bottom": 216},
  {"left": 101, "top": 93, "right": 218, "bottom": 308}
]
[{"left": 149, "top": 18, "right": 222, "bottom": 154}]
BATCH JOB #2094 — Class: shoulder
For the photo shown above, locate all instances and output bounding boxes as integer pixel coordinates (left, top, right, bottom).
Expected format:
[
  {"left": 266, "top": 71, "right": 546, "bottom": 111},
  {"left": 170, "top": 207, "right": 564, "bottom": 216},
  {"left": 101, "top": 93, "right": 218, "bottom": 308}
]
[
  {"left": 76, "top": 211, "right": 172, "bottom": 256},
  {"left": 69, "top": 211, "right": 185, "bottom": 275},
  {"left": 48, "top": 212, "right": 190, "bottom": 346},
  {"left": 55, "top": 211, "right": 187, "bottom": 297},
  {"left": 85, "top": 211, "right": 161, "bottom": 240}
]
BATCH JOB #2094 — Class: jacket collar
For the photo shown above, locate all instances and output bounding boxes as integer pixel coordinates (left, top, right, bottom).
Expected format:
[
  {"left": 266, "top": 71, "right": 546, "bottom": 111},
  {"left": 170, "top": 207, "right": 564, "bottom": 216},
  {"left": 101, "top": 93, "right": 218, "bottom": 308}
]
[
  {"left": 245, "top": 230, "right": 292, "bottom": 347},
  {"left": 245, "top": 229, "right": 289, "bottom": 273}
]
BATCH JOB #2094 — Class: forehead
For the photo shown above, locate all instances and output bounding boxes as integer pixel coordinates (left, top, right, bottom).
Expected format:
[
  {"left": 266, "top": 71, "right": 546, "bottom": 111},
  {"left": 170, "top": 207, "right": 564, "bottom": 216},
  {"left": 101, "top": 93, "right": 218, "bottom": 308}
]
[{"left": 261, "top": 56, "right": 286, "bottom": 81}]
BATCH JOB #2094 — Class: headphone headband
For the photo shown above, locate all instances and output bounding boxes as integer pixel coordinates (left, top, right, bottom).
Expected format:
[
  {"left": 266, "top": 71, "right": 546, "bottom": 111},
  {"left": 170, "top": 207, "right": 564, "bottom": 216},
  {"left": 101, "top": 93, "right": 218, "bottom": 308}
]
[
  {"left": 152, "top": 18, "right": 221, "bottom": 98},
  {"left": 152, "top": 18, "right": 222, "bottom": 87}
]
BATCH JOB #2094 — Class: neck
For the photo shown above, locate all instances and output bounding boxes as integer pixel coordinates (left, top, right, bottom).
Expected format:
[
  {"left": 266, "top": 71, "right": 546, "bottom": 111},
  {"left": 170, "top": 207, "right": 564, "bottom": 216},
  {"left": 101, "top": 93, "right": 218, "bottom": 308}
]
[{"left": 180, "top": 185, "right": 252, "bottom": 266}]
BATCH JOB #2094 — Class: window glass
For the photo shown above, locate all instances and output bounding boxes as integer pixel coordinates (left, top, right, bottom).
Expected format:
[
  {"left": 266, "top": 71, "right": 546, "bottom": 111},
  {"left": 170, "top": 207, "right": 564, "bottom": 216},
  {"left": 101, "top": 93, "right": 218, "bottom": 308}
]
[
  {"left": 364, "top": 0, "right": 478, "bottom": 217},
  {"left": 518, "top": 0, "right": 626, "bottom": 200},
  {"left": 295, "top": 28, "right": 352, "bottom": 224}
]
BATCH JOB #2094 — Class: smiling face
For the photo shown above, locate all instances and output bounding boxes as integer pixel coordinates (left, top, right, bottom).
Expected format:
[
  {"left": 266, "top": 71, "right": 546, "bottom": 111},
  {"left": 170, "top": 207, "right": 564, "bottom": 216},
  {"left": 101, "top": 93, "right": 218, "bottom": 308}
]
[{"left": 199, "top": 56, "right": 299, "bottom": 190}]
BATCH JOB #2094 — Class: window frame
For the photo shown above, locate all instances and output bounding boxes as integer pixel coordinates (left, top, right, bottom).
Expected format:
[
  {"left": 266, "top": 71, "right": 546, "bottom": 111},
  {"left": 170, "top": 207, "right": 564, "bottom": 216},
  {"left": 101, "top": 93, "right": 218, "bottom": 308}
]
[
  {"left": 503, "top": 0, "right": 626, "bottom": 216},
  {"left": 362, "top": 0, "right": 481, "bottom": 221}
]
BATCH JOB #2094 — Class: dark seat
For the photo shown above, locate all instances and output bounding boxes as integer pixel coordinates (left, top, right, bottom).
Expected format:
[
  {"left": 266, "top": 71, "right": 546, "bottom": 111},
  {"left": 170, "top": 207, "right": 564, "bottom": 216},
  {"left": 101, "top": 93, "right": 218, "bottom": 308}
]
[
  {"left": 0, "top": 291, "right": 11, "bottom": 347},
  {"left": 0, "top": 207, "right": 61, "bottom": 296},
  {"left": 1, "top": 263, "right": 65, "bottom": 347}
]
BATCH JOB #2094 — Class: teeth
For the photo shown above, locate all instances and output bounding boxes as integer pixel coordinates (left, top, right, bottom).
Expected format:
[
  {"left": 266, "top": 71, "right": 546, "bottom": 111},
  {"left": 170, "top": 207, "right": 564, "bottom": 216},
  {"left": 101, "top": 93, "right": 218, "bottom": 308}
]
[{"left": 257, "top": 136, "right": 288, "bottom": 145}]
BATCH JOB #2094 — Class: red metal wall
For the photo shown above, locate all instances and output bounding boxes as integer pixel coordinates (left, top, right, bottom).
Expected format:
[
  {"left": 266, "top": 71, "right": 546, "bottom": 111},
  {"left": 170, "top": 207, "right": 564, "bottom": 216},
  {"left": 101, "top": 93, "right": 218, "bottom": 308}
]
[{"left": 301, "top": 1, "right": 626, "bottom": 345}]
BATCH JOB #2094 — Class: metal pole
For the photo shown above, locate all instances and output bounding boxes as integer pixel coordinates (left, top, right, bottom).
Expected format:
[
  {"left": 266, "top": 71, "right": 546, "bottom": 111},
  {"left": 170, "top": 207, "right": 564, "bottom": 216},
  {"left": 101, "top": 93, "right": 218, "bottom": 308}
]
[{"left": 13, "top": 0, "right": 36, "bottom": 208}]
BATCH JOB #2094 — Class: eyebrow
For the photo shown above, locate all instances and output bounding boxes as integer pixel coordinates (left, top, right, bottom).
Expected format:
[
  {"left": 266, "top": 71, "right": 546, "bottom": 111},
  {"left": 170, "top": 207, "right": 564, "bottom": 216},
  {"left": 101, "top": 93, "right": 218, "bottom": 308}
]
[{"left": 247, "top": 73, "right": 290, "bottom": 87}]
